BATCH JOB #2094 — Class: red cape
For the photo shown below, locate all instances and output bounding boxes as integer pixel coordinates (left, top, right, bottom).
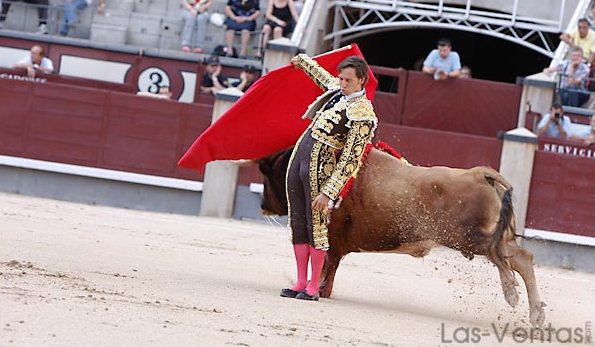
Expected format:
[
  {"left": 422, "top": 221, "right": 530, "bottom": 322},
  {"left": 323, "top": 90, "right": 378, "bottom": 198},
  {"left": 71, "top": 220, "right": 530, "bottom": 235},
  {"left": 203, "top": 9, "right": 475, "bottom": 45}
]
[{"left": 178, "top": 44, "right": 378, "bottom": 172}]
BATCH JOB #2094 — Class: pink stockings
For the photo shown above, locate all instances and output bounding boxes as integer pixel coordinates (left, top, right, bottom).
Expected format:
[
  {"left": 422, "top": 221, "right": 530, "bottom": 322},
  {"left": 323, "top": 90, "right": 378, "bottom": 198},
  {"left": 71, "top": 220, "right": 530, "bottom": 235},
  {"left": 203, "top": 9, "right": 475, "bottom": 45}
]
[{"left": 291, "top": 244, "right": 327, "bottom": 296}]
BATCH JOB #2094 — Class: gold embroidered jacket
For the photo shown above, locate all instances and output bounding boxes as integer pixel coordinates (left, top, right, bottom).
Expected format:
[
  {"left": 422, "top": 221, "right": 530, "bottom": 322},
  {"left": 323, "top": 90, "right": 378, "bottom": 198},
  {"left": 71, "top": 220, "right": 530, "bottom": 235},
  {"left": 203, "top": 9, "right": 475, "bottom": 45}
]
[{"left": 295, "top": 54, "right": 378, "bottom": 200}]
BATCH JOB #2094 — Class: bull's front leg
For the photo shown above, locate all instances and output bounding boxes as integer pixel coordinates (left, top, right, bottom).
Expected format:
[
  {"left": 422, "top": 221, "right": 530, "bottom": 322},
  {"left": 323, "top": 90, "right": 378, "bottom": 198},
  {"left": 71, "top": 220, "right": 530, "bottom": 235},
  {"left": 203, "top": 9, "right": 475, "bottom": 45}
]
[{"left": 319, "top": 250, "right": 343, "bottom": 298}]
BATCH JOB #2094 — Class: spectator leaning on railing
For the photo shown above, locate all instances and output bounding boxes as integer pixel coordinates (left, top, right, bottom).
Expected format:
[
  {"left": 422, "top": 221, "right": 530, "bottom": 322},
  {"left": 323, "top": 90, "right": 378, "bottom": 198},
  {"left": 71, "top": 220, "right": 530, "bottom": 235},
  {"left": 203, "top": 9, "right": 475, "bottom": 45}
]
[
  {"left": 12, "top": 45, "right": 53, "bottom": 78},
  {"left": 544, "top": 47, "right": 590, "bottom": 107},
  {"left": 422, "top": 38, "right": 461, "bottom": 80},
  {"left": 535, "top": 103, "right": 572, "bottom": 139},
  {"left": 560, "top": 18, "right": 595, "bottom": 65}
]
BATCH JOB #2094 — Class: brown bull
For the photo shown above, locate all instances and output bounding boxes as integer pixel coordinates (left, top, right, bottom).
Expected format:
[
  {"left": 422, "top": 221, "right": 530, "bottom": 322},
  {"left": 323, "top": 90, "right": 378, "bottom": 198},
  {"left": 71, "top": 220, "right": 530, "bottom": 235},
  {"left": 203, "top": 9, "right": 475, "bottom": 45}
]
[{"left": 258, "top": 146, "right": 546, "bottom": 328}]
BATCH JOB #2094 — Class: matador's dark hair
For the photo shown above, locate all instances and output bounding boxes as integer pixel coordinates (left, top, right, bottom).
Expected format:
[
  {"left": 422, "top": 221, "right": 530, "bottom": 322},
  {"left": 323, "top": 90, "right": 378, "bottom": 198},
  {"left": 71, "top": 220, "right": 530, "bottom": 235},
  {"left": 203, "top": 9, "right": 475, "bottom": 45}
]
[{"left": 337, "top": 56, "right": 369, "bottom": 84}]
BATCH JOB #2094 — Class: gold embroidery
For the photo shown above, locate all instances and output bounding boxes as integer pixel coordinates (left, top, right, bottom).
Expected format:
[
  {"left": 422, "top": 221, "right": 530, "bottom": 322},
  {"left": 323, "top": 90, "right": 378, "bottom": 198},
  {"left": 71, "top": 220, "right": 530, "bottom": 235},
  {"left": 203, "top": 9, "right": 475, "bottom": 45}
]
[
  {"left": 346, "top": 99, "right": 377, "bottom": 122},
  {"left": 295, "top": 54, "right": 340, "bottom": 91},
  {"left": 320, "top": 120, "right": 377, "bottom": 200}
]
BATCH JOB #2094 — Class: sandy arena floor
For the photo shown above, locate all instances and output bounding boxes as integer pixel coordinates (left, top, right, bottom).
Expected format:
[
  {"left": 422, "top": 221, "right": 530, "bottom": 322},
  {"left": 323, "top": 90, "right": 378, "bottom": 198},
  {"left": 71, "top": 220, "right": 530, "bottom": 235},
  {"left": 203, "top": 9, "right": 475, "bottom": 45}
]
[{"left": 0, "top": 192, "right": 593, "bottom": 347}]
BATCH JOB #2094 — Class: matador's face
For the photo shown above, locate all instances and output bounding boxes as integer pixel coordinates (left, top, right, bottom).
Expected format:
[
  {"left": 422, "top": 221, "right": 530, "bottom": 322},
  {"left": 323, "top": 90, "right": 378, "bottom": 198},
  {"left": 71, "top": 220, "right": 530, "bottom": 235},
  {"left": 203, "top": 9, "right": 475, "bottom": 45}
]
[{"left": 338, "top": 67, "right": 365, "bottom": 97}]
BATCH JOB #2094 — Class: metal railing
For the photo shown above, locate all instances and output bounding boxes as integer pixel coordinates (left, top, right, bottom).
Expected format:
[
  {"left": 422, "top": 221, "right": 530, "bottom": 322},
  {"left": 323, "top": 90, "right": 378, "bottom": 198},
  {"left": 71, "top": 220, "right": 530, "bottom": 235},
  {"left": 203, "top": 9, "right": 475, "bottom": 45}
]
[{"left": 326, "top": 0, "right": 569, "bottom": 56}]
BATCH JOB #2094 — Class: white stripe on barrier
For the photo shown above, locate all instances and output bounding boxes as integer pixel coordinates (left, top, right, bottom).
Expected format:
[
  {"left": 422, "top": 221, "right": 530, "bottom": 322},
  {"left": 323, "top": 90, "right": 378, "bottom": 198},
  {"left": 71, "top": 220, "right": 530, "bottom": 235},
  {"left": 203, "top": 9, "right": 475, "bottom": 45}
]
[
  {"left": 0, "top": 155, "right": 203, "bottom": 192},
  {"left": 524, "top": 228, "right": 595, "bottom": 247},
  {"left": 249, "top": 183, "right": 264, "bottom": 194}
]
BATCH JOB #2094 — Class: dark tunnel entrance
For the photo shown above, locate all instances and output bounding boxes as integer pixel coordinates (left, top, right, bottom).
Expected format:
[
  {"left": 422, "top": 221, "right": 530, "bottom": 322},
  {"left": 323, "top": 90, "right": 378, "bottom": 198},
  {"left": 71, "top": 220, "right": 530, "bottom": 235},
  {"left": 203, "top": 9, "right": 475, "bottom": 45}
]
[{"left": 353, "top": 28, "right": 560, "bottom": 84}]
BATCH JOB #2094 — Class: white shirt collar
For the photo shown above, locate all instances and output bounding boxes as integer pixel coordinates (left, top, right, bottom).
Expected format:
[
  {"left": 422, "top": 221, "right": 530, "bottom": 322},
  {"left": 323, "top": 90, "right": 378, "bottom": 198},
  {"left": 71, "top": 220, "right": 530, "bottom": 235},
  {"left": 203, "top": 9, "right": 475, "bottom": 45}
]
[{"left": 341, "top": 89, "right": 365, "bottom": 101}]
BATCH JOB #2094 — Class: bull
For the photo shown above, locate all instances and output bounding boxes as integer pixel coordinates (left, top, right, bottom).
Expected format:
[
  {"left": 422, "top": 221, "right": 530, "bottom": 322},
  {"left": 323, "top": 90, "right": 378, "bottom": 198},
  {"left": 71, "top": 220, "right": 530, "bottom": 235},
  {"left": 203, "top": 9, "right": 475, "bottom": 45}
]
[{"left": 258, "top": 146, "right": 546, "bottom": 328}]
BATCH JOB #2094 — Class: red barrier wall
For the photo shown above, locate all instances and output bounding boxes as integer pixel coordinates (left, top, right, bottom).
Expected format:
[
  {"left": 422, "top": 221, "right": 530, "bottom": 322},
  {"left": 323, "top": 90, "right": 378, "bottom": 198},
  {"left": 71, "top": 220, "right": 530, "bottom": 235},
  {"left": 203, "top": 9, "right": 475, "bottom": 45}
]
[
  {"left": 376, "top": 123, "right": 502, "bottom": 169},
  {"left": 526, "top": 150, "right": 595, "bottom": 237},
  {"left": 0, "top": 78, "right": 213, "bottom": 181},
  {"left": 401, "top": 71, "right": 521, "bottom": 137}
]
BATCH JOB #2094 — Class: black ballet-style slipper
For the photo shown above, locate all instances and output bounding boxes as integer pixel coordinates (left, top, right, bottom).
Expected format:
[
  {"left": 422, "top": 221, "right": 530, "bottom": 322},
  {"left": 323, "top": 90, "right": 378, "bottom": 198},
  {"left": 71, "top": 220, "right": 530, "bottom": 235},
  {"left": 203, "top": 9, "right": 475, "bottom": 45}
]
[
  {"left": 295, "top": 291, "right": 319, "bottom": 301},
  {"left": 280, "top": 288, "right": 300, "bottom": 298}
]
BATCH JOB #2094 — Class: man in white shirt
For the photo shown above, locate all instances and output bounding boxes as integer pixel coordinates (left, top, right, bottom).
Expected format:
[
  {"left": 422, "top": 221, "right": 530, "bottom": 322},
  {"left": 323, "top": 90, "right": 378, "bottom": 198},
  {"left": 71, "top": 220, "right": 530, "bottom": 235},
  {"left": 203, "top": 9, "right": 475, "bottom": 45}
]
[
  {"left": 422, "top": 38, "right": 461, "bottom": 80},
  {"left": 12, "top": 45, "right": 54, "bottom": 78}
]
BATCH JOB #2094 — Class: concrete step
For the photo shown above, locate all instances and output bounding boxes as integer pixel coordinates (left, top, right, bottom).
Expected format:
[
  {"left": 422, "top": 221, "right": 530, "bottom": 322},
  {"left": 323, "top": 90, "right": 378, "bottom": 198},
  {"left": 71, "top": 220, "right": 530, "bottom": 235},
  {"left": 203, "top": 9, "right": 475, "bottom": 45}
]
[{"left": 90, "top": 23, "right": 127, "bottom": 45}]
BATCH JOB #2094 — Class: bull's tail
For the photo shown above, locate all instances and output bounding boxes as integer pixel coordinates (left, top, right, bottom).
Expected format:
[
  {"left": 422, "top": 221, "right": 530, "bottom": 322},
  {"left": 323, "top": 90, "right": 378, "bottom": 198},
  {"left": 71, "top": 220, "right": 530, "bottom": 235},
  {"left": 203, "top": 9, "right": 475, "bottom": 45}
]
[{"left": 484, "top": 169, "right": 516, "bottom": 278}]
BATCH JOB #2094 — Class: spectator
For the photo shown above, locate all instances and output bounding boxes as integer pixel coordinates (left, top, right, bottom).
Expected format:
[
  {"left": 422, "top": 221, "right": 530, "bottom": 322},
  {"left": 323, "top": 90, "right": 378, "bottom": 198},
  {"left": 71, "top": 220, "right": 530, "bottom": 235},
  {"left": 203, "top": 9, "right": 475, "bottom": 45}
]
[
  {"left": 223, "top": 0, "right": 260, "bottom": 59},
  {"left": 59, "top": 0, "right": 105, "bottom": 36},
  {"left": 255, "top": 0, "right": 299, "bottom": 59},
  {"left": 422, "top": 38, "right": 461, "bottom": 80},
  {"left": 535, "top": 103, "right": 572, "bottom": 139},
  {"left": 232, "top": 64, "right": 258, "bottom": 92},
  {"left": 12, "top": 44, "right": 53, "bottom": 77},
  {"left": 0, "top": 0, "right": 49, "bottom": 34},
  {"left": 560, "top": 18, "right": 595, "bottom": 64},
  {"left": 569, "top": 115, "right": 595, "bottom": 145},
  {"left": 544, "top": 47, "right": 590, "bottom": 107},
  {"left": 459, "top": 66, "right": 472, "bottom": 79},
  {"left": 181, "top": 0, "right": 212, "bottom": 53},
  {"left": 200, "top": 55, "right": 229, "bottom": 94}
]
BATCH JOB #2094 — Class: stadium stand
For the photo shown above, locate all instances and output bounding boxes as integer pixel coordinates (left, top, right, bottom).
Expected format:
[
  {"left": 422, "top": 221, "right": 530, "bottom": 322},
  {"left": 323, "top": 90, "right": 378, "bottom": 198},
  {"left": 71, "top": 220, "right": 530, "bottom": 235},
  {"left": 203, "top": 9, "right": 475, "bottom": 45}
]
[{"left": 1, "top": 0, "right": 268, "bottom": 57}]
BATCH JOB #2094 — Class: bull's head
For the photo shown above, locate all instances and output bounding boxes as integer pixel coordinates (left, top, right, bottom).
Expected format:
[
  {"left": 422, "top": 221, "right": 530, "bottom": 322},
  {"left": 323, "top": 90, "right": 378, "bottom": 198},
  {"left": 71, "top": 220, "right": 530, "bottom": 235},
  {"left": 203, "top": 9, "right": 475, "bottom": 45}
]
[{"left": 258, "top": 148, "right": 293, "bottom": 216}]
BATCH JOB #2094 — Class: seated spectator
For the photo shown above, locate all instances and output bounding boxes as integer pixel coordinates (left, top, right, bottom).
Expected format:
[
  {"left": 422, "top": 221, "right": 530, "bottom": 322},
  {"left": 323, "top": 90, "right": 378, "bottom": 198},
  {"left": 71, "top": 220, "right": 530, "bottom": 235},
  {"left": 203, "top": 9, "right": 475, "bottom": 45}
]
[
  {"left": 181, "top": 0, "right": 212, "bottom": 53},
  {"left": 560, "top": 18, "right": 595, "bottom": 64},
  {"left": 137, "top": 85, "right": 173, "bottom": 100},
  {"left": 12, "top": 45, "right": 53, "bottom": 78},
  {"left": 200, "top": 55, "right": 229, "bottom": 94},
  {"left": 422, "top": 38, "right": 461, "bottom": 80},
  {"left": 459, "top": 66, "right": 472, "bottom": 79},
  {"left": 232, "top": 64, "right": 258, "bottom": 92},
  {"left": 568, "top": 115, "right": 595, "bottom": 145},
  {"left": 0, "top": 0, "right": 49, "bottom": 34},
  {"left": 223, "top": 0, "right": 260, "bottom": 59},
  {"left": 544, "top": 47, "right": 590, "bottom": 107},
  {"left": 535, "top": 103, "right": 572, "bottom": 139},
  {"left": 59, "top": 0, "right": 105, "bottom": 36},
  {"left": 255, "top": 0, "right": 299, "bottom": 59}
]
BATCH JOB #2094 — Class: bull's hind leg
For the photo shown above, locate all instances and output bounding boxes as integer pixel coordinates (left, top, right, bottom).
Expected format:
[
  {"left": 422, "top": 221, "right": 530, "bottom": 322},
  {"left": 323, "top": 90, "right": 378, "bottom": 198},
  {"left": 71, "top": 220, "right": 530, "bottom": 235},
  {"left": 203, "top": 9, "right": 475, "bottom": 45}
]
[
  {"left": 319, "top": 250, "right": 343, "bottom": 298},
  {"left": 487, "top": 245, "right": 520, "bottom": 308},
  {"left": 506, "top": 241, "right": 546, "bottom": 328}
]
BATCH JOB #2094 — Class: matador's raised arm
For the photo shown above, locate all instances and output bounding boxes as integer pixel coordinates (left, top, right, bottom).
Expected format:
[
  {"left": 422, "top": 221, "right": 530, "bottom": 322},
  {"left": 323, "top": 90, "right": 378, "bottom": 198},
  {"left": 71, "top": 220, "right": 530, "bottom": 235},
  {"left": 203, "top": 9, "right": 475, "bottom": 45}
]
[{"left": 293, "top": 54, "right": 340, "bottom": 91}]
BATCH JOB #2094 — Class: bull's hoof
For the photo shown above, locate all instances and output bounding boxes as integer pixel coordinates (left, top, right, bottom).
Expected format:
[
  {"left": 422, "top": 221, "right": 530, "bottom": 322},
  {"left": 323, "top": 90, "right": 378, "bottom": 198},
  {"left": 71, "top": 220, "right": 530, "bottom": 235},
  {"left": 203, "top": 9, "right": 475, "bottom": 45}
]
[
  {"left": 319, "top": 289, "right": 332, "bottom": 299},
  {"left": 530, "top": 301, "right": 546, "bottom": 328},
  {"left": 503, "top": 286, "right": 519, "bottom": 308}
]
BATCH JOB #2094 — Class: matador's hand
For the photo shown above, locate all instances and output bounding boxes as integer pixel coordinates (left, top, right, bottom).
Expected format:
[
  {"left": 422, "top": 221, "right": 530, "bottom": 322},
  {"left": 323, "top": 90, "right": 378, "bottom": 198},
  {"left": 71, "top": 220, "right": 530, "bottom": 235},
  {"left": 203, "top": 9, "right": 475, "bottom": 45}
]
[{"left": 312, "top": 193, "right": 331, "bottom": 213}]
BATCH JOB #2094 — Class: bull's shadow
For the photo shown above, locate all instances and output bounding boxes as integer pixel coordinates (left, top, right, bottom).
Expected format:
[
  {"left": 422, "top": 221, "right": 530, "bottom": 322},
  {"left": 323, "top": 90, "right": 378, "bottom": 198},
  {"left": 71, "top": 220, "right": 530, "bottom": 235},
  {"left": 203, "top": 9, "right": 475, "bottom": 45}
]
[{"left": 258, "top": 145, "right": 546, "bottom": 328}]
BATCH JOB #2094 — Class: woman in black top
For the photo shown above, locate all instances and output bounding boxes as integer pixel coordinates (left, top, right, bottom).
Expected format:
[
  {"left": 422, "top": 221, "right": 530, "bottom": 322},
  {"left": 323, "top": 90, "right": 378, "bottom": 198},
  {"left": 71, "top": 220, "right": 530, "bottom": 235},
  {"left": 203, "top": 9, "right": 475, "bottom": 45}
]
[{"left": 256, "top": 0, "right": 299, "bottom": 58}]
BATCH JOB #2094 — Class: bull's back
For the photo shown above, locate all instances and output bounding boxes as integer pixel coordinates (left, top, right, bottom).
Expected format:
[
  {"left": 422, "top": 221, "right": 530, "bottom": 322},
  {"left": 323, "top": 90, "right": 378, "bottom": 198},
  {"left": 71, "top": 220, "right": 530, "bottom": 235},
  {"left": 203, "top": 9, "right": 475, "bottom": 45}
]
[{"left": 335, "top": 150, "right": 502, "bottom": 250}]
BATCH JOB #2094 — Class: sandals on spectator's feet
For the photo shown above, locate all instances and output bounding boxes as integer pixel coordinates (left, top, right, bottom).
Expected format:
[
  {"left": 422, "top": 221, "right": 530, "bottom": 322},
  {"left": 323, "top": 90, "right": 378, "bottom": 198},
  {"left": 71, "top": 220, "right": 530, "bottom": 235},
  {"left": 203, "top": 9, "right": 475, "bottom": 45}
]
[
  {"left": 193, "top": 47, "right": 203, "bottom": 53},
  {"left": 182, "top": 46, "right": 191, "bottom": 53}
]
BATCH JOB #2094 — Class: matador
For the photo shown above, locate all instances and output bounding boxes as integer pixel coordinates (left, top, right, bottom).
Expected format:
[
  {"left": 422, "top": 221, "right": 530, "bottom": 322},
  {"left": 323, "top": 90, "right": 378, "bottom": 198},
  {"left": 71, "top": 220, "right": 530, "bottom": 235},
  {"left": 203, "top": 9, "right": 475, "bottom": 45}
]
[{"left": 281, "top": 54, "right": 378, "bottom": 301}]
